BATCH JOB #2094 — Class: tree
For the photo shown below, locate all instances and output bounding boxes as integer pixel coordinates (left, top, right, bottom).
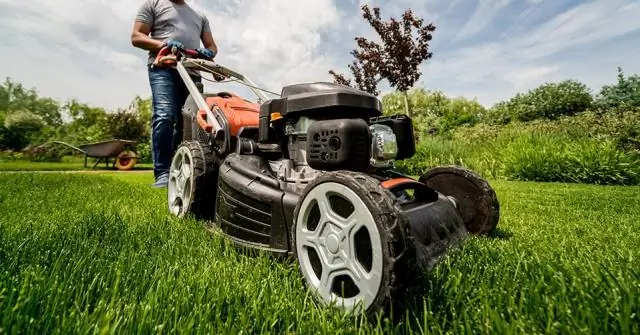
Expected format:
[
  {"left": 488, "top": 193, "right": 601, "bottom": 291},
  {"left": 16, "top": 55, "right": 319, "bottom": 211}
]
[
  {"left": 593, "top": 67, "right": 640, "bottom": 112},
  {"left": 104, "top": 109, "right": 147, "bottom": 142},
  {"left": 1, "top": 111, "right": 46, "bottom": 150},
  {"left": 382, "top": 88, "right": 485, "bottom": 136},
  {"left": 328, "top": 50, "right": 382, "bottom": 96},
  {"left": 329, "top": 4, "right": 436, "bottom": 117},
  {"left": 0, "top": 77, "right": 63, "bottom": 127},
  {"left": 485, "top": 79, "right": 593, "bottom": 124}
]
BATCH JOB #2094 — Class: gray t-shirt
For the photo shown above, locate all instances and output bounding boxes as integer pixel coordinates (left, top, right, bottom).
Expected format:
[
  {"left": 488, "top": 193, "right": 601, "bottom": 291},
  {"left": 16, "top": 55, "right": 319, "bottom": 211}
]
[{"left": 135, "top": 0, "right": 211, "bottom": 64}]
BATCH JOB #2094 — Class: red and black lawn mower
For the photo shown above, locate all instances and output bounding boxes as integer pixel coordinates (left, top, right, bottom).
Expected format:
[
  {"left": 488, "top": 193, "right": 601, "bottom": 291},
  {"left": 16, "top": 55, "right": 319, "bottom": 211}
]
[{"left": 155, "top": 46, "right": 500, "bottom": 317}]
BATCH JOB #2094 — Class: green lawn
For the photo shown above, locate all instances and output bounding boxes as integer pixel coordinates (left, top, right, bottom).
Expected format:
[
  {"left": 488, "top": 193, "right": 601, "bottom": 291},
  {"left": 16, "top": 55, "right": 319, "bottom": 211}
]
[
  {"left": 0, "top": 171, "right": 638, "bottom": 334},
  {"left": 0, "top": 160, "right": 153, "bottom": 171}
]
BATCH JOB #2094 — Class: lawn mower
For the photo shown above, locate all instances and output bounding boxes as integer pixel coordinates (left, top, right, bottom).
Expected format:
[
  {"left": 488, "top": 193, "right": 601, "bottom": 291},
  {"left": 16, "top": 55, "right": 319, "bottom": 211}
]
[{"left": 155, "top": 46, "right": 500, "bottom": 317}]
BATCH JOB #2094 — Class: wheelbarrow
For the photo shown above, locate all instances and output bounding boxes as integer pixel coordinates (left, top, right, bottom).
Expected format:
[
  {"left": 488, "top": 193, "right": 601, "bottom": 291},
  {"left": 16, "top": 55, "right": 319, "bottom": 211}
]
[{"left": 54, "top": 139, "right": 139, "bottom": 170}]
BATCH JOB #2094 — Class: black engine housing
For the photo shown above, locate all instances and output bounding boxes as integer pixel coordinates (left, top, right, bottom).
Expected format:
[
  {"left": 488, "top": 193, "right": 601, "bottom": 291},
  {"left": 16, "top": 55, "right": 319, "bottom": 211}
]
[{"left": 306, "top": 118, "right": 371, "bottom": 171}]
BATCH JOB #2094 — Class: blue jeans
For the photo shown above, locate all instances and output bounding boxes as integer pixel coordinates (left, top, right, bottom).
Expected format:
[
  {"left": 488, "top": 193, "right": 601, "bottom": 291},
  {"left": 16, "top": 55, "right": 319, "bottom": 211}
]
[{"left": 147, "top": 65, "right": 201, "bottom": 179}]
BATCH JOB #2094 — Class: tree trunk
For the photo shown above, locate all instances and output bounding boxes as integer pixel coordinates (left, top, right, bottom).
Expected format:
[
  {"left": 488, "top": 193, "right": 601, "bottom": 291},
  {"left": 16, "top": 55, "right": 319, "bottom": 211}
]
[
  {"left": 402, "top": 90, "right": 411, "bottom": 118},
  {"left": 402, "top": 90, "right": 418, "bottom": 142}
]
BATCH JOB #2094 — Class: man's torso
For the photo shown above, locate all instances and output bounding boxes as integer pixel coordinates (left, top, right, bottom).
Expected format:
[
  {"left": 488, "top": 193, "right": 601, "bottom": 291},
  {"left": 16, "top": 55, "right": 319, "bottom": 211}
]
[{"left": 144, "top": 0, "right": 205, "bottom": 63}]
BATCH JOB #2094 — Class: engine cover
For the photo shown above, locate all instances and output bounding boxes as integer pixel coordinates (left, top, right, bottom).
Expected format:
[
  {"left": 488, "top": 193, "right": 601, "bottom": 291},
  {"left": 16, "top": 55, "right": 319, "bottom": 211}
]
[
  {"left": 259, "top": 82, "right": 383, "bottom": 121},
  {"left": 306, "top": 119, "right": 371, "bottom": 171}
]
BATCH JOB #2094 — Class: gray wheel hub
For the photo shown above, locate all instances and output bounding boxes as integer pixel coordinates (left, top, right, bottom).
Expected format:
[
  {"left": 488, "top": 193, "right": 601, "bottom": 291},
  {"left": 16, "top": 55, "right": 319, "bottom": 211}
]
[
  {"left": 168, "top": 146, "right": 195, "bottom": 217},
  {"left": 295, "top": 181, "right": 384, "bottom": 313}
]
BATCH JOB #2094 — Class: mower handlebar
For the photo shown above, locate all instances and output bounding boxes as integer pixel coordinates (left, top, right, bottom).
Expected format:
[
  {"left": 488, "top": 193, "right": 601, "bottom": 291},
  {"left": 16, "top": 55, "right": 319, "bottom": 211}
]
[
  {"left": 153, "top": 46, "right": 207, "bottom": 63},
  {"left": 152, "top": 46, "right": 270, "bottom": 102}
]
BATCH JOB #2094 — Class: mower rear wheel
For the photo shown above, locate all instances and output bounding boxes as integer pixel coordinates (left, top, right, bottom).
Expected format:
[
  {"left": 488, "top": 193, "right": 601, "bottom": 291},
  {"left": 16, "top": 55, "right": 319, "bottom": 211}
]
[
  {"left": 167, "top": 141, "right": 218, "bottom": 220},
  {"left": 419, "top": 165, "right": 500, "bottom": 235},
  {"left": 291, "top": 171, "right": 414, "bottom": 317}
]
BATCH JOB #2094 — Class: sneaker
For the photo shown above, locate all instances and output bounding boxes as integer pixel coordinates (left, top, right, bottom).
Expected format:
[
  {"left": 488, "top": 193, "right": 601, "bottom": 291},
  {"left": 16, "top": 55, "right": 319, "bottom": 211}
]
[{"left": 152, "top": 173, "right": 169, "bottom": 188}]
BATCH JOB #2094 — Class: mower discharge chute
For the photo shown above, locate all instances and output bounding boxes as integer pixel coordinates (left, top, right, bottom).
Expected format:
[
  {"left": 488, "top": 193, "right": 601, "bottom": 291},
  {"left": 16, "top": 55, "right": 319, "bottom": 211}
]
[{"left": 157, "top": 46, "right": 500, "bottom": 317}]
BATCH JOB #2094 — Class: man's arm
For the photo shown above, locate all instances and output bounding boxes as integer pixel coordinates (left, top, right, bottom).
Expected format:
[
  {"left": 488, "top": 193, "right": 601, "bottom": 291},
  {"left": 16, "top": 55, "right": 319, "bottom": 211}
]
[
  {"left": 200, "top": 16, "right": 218, "bottom": 57},
  {"left": 131, "top": 21, "right": 164, "bottom": 52},
  {"left": 130, "top": 0, "right": 163, "bottom": 52}
]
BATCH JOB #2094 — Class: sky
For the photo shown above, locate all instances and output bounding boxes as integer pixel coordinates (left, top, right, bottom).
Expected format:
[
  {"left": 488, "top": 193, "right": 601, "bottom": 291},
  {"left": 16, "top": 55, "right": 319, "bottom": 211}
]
[{"left": 0, "top": 0, "right": 639, "bottom": 111}]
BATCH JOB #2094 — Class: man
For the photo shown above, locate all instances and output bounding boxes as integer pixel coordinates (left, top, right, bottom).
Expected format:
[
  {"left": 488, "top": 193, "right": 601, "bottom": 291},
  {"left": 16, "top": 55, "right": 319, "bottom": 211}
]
[{"left": 131, "top": 0, "right": 218, "bottom": 187}]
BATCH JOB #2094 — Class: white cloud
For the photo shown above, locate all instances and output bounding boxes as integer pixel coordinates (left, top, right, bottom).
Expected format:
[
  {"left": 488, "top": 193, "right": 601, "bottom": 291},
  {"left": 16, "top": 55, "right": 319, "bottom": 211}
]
[
  {"left": 0, "top": 0, "right": 638, "bottom": 111},
  {"left": 420, "top": 0, "right": 640, "bottom": 105},
  {"left": 452, "top": 0, "right": 513, "bottom": 42},
  {"left": 0, "top": 0, "right": 343, "bottom": 109}
]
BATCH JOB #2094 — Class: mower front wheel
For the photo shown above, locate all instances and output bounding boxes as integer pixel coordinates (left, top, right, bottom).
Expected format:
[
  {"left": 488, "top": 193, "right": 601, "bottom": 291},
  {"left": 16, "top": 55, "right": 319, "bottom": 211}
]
[
  {"left": 291, "top": 171, "right": 415, "bottom": 317},
  {"left": 167, "top": 141, "right": 218, "bottom": 221}
]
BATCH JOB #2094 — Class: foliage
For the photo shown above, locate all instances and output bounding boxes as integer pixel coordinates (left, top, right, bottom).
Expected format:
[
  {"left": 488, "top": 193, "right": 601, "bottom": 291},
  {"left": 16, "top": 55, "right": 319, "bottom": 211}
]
[
  {"left": 104, "top": 110, "right": 147, "bottom": 142},
  {"left": 21, "top": 142, "right": 66, "bottom": 162},
  {"left": 593, "top": 67, "right": 640, "bottom": 111},
  {"left": 59, "top": 99, "right": 109, "bottom": 144},
  {"left": 0, "top": 77, "right": 153, "bottom": 162},
  {"left": 396, "top": 108, "right": 640, "bottom": 185},
  {"left": 484, "top": 79, "right": 593, "bottom": 124},
  {"left": 2, "top": 66, "right": 640, "bottom": 185},
  {"left": 329, "top": 4, "right": 436, "bottom": 101},
  {"left": 1, "top": 111, "right": 46, "bottom": 151},
  {"left": 123, "top": 96, "right": 153, "bottom": 163},
  {"left": 498, "top": 133, "right": 639, "bottom": 185},
  {"left": 328, "top": 51, "right": 381, "bottom": 95},
  {"left": 0, "top": 77, "right": 62, "bottom": 127},
  {"left": 382, "top": 88, "right": 485, "bottom": 137}
]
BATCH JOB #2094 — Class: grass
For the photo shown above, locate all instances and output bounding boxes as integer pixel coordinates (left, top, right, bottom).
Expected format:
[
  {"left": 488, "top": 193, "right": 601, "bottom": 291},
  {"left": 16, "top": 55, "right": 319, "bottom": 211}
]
[
  {"left": 0, "top": 159, "right": 153, "bottom": 171},
  {"left": 0, "top": 171, "right": 638, "bottom": 334}
]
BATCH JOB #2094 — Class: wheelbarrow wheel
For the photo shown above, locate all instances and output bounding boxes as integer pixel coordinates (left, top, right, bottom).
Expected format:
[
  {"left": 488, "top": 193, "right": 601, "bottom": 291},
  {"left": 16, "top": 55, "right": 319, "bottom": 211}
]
[
  {"left": 419, "top": 165, "right": 500, "bottom": 235},
  {"left": 291, "top": 171, "right": 415, "bottom": 318},
  {"left": 115, "top": 150, "right": 137, "bottom": 170},
  {"left": 167, "top": 140, "right": 218, "bottom": 221}
]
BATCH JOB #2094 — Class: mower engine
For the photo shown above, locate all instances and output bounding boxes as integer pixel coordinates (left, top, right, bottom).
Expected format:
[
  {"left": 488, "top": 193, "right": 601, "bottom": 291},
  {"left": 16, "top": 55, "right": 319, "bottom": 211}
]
[{"left": 269, "top": 113, "right": 415, "bottom": 195}]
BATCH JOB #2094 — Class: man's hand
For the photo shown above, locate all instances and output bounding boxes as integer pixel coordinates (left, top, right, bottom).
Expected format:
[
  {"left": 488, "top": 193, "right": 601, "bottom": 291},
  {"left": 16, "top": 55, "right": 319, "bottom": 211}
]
[
  {"left": 165, "top": 39, "right": 185, "bottom": 50},
  {"left": 196, "top": 48, "right": 215, "bottom": 59}
]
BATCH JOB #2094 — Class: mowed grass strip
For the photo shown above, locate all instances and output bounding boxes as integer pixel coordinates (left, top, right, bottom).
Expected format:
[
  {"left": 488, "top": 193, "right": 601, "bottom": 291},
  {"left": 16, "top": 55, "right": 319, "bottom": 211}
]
[
  {"left": 0, "top": 173, "right": 638, "bottom": 334},
  {"left": 0, "top": 160, "right": 153, "bottom": 172}
]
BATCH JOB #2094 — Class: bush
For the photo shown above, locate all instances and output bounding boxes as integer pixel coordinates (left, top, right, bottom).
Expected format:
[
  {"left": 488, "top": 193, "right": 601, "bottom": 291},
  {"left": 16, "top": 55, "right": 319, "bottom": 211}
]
[
  {"left": 381, "top": 88, "right": 486, "bottom": 136},
  {"left": 22, "top": 143, "right": 65, "bottom": 162},
  {"left": 593, "top": 67, "right": 640, "bottom": 111},
  {"left": 485, "top": 79, "right": 593, "bottom": 124},
  {"left": 499, "top": 133, "right": 640, "bottom": 185},
  {"left": 395, "top": 137, "right": 476, "bottom": 176},
  {"left": 396, "top": 112, "right": 640, "bottom": 185},
  {"left": 1, "top": 111, "right": 45, "bottom": 151},
  {"left": 136, "top": 142, "right": 152, "bottom": 164},
  {"left": 551, "top": 107, "right": 640, "bottom": 153},
  {"left": 104, "top": 109, "right": 148, "bottom": 142}
]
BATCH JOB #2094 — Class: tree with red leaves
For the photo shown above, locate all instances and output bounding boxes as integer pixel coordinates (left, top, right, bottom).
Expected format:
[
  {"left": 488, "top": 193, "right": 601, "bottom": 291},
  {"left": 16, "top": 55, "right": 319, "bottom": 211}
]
[{"left": 329, "top": 4, "right": 436, "bottom": 117}]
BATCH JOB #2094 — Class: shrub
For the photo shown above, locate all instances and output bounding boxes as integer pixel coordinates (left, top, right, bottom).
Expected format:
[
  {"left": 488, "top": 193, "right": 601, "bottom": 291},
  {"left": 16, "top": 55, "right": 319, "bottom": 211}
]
[
  {"left": 485, "top": 79, "right": 593, "bottom": 124},
  {"left": 499, "top": 133, "right": 639, "bottom": 185},
  {"left": 593, "top": 67, "right": 640, "bottom": 111},
  {"left": 103, "top": 109, "right": 148, "bottom": 142},
  {"left": 395, "top": 137, "right": 470, "bottom": 176},
  {"left": 396, "top": 116, "right": 640, "bottom": 185},
  {"left": 136, "top": 142, "right": 152, "bottom": 164},
  {"left": 381, "top": 88, "right": 486, "bottom": 136},
  {"left": 22, "top": 143, "right": 65, "bottom": 162}
]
